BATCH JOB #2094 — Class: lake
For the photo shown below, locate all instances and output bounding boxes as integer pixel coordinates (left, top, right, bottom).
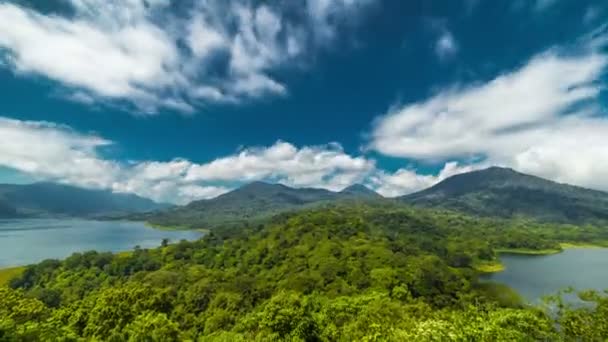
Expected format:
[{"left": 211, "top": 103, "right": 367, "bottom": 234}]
[
  {"left": 483, "top": 248, "right": 608, "bottom": 303},
  {"left": 0, "top": 219, "right": 203, "bottom": 268}
]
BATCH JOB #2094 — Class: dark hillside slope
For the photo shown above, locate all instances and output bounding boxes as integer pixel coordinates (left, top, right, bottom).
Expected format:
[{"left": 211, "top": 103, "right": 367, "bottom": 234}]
[
  {"left": 401, "top": 167, "right": 608, "bottom": 224},
  {"left": 139, "top": 181, "right": 383, "bottom": 229},
  {"left": 340, "top": 184, "right": 383, "bottom": 198},
  {"left": 0, "top": 182, "right": 167, "bottom": 218},
  {"left": 0, "top": 199, "right": 18, "bottom": 218}
]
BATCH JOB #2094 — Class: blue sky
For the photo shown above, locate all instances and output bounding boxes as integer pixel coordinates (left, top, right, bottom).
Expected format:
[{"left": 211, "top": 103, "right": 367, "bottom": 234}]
[{"left": 0, "top": 0, "right": 606, "bottom": 203}]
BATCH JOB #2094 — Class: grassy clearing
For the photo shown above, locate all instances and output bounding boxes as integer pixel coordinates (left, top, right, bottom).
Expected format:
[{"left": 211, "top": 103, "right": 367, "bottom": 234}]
[
  {"left": 115, "top": 250, "right": 134, "bottom": 258},
  {"left": 495, "top": 248, "right": 563, "bottom": 255},
  {"left": 0, "top": 266, "right": 25, "bottom": 286},
  {"left": 495, "top": 242, "right": 608, "bottom": 256},
  {"left": 145, "top": 222, "right": 209, "bottom": 233},
  {"left": 474, "top": 260, "right": 505, "bottom": 273},
  {"left": 560, "top": 242, "right": 608, "bottom": 249}
]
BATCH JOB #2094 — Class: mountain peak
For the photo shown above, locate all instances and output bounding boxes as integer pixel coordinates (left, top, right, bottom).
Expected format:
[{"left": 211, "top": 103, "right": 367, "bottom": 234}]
[
  {"left": 401, "top": 167, "right": 608, "bottom": 224},
  {"left": 340, "top": 184, "right": 379, "bottom": 197},
  {"left": 240, "top": 181, "right": 283, "bottom": 189},
  {"left": 483, "top": 166, "right": 516, "bottom": 173}
]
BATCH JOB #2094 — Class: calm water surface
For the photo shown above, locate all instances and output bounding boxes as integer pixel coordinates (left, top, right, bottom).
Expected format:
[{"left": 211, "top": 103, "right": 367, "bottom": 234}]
[
  {"left": 0, "top": 219, "right": 202, "bottom": 267},
  {"left": 484, "top": 248, "right": 608, "bottom": 303}
]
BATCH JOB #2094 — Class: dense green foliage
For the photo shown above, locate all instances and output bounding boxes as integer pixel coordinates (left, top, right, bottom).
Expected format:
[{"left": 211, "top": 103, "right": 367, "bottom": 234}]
[
  {"left": 1, "top": 204, "right": 607, "bottom": 340},
  {"left": 402, "top": 167, "right": 608, "bottom": 224},
  {"left": 137, "top": 181, "right": 381, "bottom": 229},
  {"left": 0, "top": 182, "right": 167, "bottom": 219}
]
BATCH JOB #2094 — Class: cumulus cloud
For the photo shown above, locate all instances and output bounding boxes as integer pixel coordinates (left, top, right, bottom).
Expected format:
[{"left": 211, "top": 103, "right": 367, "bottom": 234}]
[
  {"left": 0, "top": 117, "right": 378, "bottom": 204},
  {"left": 0, "top": 0, "right": 375, "bottom": 113},
  {"left": 370, "top": 162, "right": 481, "bottom": 198},
  {"left": 370, "top": 36, "right": 608, "bottom": 193},
  {"left": 0, "top": 117, "right": 120, "bottom": 189},
  {"left": 186, "top": 141, "right": 375, "bottom": 191}
]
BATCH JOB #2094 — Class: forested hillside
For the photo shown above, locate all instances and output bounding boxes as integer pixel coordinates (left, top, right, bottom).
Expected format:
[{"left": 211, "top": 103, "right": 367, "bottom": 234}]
[
  {"left": 402, "top": 167, "right": 608, "bottom": 224},
  {"left": 0, "top": 182, "right": 167, "bottom": 218},
  {"left": 1, "top": 204, "right": 606, "bottom": 340},
  {"left": 137, "top": 181, "right": 381, "bottom": 229}
]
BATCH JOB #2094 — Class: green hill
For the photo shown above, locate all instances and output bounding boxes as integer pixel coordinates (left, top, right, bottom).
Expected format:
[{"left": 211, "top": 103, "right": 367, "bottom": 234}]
[
  {"left": 401, "top": 167, "right": 608, "bottom": 224},
  {"left": 138, "top": 181, "right": 382, "bottom": 229},
  {"left": 0, "top": 182, "right": 167, "bottom": 218}
]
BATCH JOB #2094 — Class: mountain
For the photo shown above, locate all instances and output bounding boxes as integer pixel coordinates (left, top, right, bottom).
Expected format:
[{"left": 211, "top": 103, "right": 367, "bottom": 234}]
[
  {"left": 0, "top": 199, "right": 17, "bottom": 218},
  {"left": 139, "top": 181, "right": 382, "bottom": 229},
  {"left": 0, "top": 182, "right": 167, "bottom": 218},
  {"left": 401, "top": 167, "right": 608, "bottom": 224},
  {"left": 340, "top": 184, "right": 382, "bottom": 198}
]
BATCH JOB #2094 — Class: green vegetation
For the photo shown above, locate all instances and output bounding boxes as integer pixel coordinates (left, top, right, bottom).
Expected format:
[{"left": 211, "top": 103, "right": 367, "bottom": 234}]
[
  {"left": 473, "top": 260, "right": 505, "bottom": 273},
  {"left": 145, "top": 222, "right": 210, "bottom": 233},
  {"left": 133, "top": 181, "right": 382, "bottom": 230},
  {"left": 0, "top": 267, "right": 24, "bottom": 286},
  {"left": 132, "top": 167, "right": 608, "bottom": 234},
  {"left": 1, "top": 204, "right": 607, "bottom": 340},
  {"left": 403, "top": 166, "right": 608, "bottom": 225},
  {"left": 495, "top": 247, "right": 563, "bottom": 255},
  {"left": 561, "top": 241, "right": 608, "bottom": 249}
]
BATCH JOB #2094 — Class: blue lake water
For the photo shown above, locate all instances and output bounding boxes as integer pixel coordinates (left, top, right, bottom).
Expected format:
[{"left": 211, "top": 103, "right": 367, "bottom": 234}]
[
  {"left": 0, "top": 219, "right": 203, "bottom": 267},
  {"left": 483, "top": 248, "right": 608, "bottom": 303}
]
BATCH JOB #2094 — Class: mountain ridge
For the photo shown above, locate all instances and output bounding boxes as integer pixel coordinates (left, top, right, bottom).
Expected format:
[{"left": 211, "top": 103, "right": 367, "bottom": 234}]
[
  {"left": 137, "top": 181, "right": 382, "bottom": 229},
  {"left": 0, "top": 182, "right": 168, "bottom": 218},
  {"left": 401, "top": 166, "right": 608, "bottom": 224}
]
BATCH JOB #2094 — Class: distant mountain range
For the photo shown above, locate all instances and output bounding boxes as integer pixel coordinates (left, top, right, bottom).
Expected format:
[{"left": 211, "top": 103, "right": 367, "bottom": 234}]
[
  {"left": 141, "top": 167, "right": 608, "bottom": 229},
  {"left": 401, "top": 167, "right": 608, "bottom": 224},
  {"left": 4, "top": 167, "right": 608, "bottom": 225},
  {"left": 0, "top": 182, "right": 167, "bottom": 219},
  {"left": 136, "top": 181, "right": 381, "bottom": 229}
]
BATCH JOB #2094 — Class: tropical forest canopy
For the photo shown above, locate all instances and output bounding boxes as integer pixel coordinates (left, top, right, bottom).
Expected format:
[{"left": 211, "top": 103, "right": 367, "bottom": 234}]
[{"left": 1, "top": 204, "right": 607, "bottom": 341}]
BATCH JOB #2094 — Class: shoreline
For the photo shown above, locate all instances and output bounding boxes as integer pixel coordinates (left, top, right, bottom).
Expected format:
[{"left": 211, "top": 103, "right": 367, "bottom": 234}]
[
  {"left": 496, "top": 242, "right": 608, "bottom": 256},
  {"left": 494, "top": 248, "right": 562, "bottom": 255},
  {"left": 480, "top": 242, "right": 608, "bottom": 274},
  {"left": 144, "top": 222, "right": 209, "bottom": 234},
  {"left": 559, "top": 242, "right": 608, "bottom": 249}
]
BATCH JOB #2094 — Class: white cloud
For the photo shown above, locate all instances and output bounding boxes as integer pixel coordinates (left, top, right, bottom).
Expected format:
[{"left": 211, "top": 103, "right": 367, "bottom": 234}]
[
  {"left": 0, "top": 0, "right": 376, "bottom": 113},
  {"left": 307, "top": 0, "right": 374, "bottom": 40},
  {"left": 186, "top": 141, "right": 375, "bottom": 191},
  {"left": 0, "top": 117, "right": 120, "bottom": 189},
  {"left": 435, "top": 31, "right": 458, "bottom": 61},
  {"left": 0, "top": 3, "right": 178, "bottom": 102},
  {"left": 187, "top": 17, "right": 226, "bottom": 59},
  {"left": 371, "top": 162, "right": 480, "bottom": 197},
  {"left": 0, "top": 117, "right": 377, "bottom": 204},
  {"left": 370, "top": 37, "right": 608, "bottom": 193}
]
